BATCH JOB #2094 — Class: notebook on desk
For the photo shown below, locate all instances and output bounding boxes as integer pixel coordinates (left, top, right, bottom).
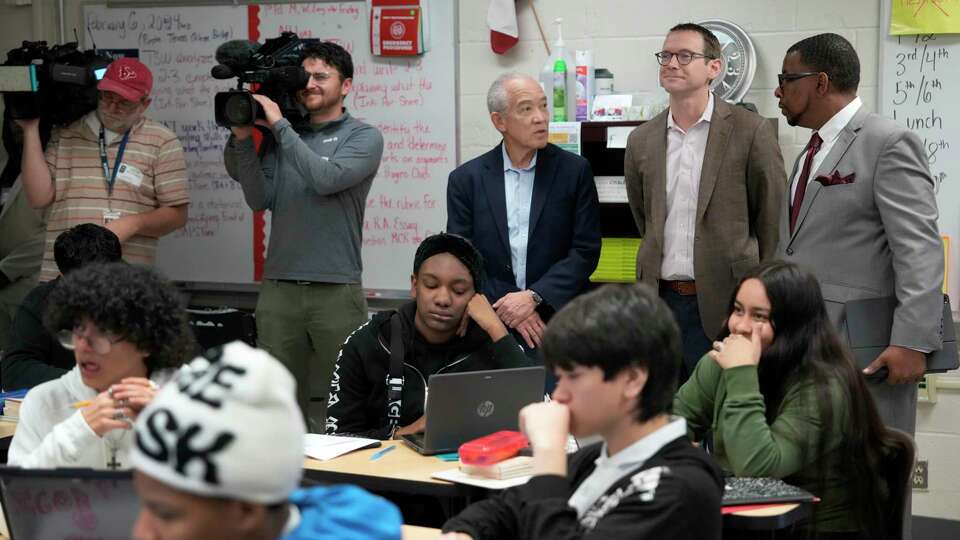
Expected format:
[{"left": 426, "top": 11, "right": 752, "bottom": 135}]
[
  {"left": 402, "top": 366, "right": 545, "bottom": 456},
  {"left": 0, "top": 467, "right": 138, "bottom": 540}
]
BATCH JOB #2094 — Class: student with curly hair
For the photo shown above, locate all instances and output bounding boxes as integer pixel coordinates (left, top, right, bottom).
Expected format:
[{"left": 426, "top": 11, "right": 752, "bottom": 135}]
[{"left": 9, "top": 262, "right": 195, "bottom": 469}]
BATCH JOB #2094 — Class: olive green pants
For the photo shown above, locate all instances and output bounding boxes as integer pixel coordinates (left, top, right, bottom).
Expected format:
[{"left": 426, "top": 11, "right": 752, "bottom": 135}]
[{"left": 255, "top": 280, "right": 367, "bottom": 433}]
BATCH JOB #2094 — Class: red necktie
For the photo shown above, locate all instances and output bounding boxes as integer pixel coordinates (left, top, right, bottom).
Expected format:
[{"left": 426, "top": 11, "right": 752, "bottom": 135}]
[{"left": 790, "top": 132, "right": 823, "bottom": 234}]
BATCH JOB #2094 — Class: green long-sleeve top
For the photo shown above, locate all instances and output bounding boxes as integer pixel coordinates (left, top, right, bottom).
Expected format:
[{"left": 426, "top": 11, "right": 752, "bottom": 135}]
[{"left": 673, "top": 356, "right": 856, "bottom": 533}]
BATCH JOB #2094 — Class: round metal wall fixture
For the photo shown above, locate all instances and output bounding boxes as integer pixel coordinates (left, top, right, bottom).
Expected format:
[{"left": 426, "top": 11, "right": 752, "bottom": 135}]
[{"left": 698, "top": 19, "right": 757, "bottom": 103}]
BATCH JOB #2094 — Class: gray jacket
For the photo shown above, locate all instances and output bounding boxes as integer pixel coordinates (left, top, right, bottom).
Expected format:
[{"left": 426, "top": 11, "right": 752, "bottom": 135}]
[
  {"left": 777, "top": 107, "right": 943, "bottom": 353},
  {"left": 224, "top": 111, "right": 384, "bottom": 283}
]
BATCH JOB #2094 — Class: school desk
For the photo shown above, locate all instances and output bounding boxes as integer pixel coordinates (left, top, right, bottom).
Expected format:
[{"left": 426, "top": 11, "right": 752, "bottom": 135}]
[
  {"left": 402, "top": 525, "right": 441, "bottom": 539},
  {"left": 303, "top": 439, "right": 811, "bottom": 534},
  {"left": 303, "top": 440, "right": 485, "bottom": 499}
]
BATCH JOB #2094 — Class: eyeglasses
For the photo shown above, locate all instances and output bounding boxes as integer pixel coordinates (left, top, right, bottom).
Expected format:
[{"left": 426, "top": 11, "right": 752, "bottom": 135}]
[
  {"left": 57, "top": 326, "right": 123, "bottom": 355},
  {"left": 654, "top": 51, "right": 716, "bottom": 66},
  {"left": 98, "top": 91, "right": 143, "bottom": 113},
  {"left": 777, "top": 72, "right": 821, "bottom": 88},
  {"left": 307, "top": 71, "right": 337, "bottom": 82}
]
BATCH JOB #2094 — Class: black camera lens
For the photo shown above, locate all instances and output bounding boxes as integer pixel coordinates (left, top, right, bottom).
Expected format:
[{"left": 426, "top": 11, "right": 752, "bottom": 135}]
[
  {"left": 225, "top": 93, "right": 256, "bottom": 124},
  {"left": 214, "top": 90, "right": 259, "bottom": 127}
]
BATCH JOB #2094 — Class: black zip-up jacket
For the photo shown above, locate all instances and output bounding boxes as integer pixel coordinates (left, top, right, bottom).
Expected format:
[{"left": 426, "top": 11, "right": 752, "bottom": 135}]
[
  {"left": 325, "top": 301, "right": 529, "bottom": 439},
  {"left": 442, "top": 438, "right": 724, "bottom": 540},
  {"left": 1, "top": 280, "right": 73, "bottom": 391}
]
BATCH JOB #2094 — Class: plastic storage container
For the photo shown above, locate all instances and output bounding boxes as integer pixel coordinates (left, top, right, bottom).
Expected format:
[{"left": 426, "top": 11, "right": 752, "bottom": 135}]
[
  {"left": 595, "top": 68, "right": 614, "bottom": 95},
  {"left": 458, "top": 430, "right": 529, "bottom": 466}
]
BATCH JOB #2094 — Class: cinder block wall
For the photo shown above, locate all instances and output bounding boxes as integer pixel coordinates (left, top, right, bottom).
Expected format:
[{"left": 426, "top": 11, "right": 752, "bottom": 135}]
[{"left": 457, "top": 0, "right": 881, "bottom": 167}]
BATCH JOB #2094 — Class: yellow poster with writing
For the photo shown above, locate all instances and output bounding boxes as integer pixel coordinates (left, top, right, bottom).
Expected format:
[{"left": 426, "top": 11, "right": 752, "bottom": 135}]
[{"left": 890, "top": 0, "right": 960, "bottom": 35}]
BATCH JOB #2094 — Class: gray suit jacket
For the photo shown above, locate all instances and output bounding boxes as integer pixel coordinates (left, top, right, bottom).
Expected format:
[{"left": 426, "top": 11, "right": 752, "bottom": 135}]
[
  {"left": 625, "top": 97, "right": 786, "bottom": 338},
  {"left": 776, "top": 107, "right": 943, "bottom": 352}
]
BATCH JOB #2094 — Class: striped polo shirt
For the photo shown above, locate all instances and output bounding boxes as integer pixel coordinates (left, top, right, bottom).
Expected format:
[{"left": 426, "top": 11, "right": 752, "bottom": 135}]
[{"left": 40, "top": 111, "right": 189, "bottom": 281}]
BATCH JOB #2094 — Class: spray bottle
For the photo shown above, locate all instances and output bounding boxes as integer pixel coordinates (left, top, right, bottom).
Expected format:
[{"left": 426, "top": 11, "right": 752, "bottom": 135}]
[{"left": 551, "top": 20, "right": 568, "bottom": 120}]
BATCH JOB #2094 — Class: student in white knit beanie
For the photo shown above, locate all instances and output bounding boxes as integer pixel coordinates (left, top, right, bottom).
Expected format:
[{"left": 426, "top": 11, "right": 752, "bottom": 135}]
[{"left": 131, "top": 341, "right": 402, "bottom": 540}]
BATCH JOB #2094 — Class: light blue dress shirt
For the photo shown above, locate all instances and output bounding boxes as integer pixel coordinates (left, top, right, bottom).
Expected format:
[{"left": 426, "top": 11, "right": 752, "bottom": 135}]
[{"left": 502, "top": 144, "right": 537, "bottom": 290}]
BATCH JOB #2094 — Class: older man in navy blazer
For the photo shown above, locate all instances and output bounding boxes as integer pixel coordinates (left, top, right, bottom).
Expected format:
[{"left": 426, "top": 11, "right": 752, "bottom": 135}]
[{"left": 447, "top": 73, "right": 601, "bottom": 354}]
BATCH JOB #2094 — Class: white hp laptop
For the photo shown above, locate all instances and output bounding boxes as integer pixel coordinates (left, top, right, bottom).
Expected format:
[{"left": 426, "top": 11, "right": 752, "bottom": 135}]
[
  {"left": 402, "top": 366, "right": 545, "bottom": 455},
  {"left": 0, "top": 467, "right": 138, "bottom": 539}
]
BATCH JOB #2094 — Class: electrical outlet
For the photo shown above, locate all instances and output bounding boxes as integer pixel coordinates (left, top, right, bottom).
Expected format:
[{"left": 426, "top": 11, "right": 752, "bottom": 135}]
[{"left": 913, "top": 460, "right": 928, "bottom": 491}]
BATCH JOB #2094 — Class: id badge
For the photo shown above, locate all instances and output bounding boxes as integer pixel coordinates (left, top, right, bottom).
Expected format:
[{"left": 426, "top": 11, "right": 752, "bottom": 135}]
[
  {"left": 103, "top": 209, "right": 122, "bottom": 224},
  {"left": 116, "top": 163, "right": 144, "bottom": 188}
]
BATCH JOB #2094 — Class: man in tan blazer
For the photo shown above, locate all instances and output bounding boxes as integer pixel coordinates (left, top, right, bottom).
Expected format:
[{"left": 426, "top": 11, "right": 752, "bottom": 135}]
[{"left": 625, "top": 23, "right": 786, "bottom": 382}]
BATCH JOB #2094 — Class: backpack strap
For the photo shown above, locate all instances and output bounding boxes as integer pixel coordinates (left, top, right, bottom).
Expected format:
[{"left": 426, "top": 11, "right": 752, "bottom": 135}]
[{"left": 385, "top": 312, "right": 405, "bottom": 436}]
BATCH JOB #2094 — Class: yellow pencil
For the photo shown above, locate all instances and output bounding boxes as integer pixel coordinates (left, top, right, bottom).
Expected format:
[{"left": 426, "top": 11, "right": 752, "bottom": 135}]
[{"left": 70, "top": 400, "right": 93, "bottom": 409}]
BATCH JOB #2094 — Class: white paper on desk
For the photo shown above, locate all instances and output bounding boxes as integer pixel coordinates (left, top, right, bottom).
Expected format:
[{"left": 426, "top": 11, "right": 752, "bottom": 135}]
[
  {"left": 606, "top": 126, "right": 633, "bottom": 149},
  {"left": 432, "top": 468, "right": 531, "bottom": 490},
  {"left": 303, "top": 434, "right": 380, "bottom": 461}
]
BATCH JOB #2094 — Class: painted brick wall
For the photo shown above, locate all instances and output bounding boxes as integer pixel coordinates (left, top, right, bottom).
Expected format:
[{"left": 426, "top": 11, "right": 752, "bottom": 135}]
[{"left": 457, "top": 0, "right": 881, "bottom": 165}]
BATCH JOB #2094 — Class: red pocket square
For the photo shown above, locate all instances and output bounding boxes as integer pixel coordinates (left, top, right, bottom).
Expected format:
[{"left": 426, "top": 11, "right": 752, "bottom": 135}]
[{"left": 815, "top": 171, "right": 855, "bottom": 186}]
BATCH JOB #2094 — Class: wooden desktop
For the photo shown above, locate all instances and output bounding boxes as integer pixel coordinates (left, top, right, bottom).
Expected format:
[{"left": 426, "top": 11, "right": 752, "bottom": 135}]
[
  {"left": 304, "top": 438, "right": 811, "bottom": 535},
  {"left": 304, "top": 440, "right": 485, "bottom": 499}
]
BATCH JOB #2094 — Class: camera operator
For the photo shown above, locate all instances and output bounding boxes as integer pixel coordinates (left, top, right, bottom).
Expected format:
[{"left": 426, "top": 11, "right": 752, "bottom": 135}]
[
  {"left": 223, "top": 41, "right": 383, "bottom": 432},
  {"left": 15, "top": 58, "right": 189, "bottom": 282}
]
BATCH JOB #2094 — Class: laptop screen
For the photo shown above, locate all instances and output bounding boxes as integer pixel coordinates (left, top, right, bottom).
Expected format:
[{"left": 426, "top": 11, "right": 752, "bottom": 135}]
[{"left": 0, "top": 468, "right": 139, "bottom": 540}]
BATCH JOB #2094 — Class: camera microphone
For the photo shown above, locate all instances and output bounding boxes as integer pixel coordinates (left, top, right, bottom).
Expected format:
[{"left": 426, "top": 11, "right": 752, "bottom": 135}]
[
  {"left": 214, "top": 40, "right": 260, "bottom": 69},
  {"left": 210, "top": 64, "right": 236, "bottom": 80}
]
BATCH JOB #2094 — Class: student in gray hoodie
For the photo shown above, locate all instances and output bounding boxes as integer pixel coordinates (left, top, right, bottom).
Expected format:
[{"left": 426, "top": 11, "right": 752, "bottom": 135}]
[{"left": 223, "top": 41, "right": 384, "bottom": 433}]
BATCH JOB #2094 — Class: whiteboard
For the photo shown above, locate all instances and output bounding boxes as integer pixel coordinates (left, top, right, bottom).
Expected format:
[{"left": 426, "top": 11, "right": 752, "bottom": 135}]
[
  {"left": 83, "top": 2, "right": 456, "bottom": 293},
  {"left": 879, "top": 2, "right": 959, "bottom": 306}
]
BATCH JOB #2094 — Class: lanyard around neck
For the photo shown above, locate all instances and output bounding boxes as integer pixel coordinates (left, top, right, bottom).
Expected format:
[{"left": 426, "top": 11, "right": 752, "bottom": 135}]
[{"left": 98, "top": 125, "right": 131, "bottom": 198}]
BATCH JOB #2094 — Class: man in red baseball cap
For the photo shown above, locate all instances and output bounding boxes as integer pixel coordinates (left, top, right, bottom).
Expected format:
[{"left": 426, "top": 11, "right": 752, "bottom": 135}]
[{"left": 15, "top": 56, "right": 189, "bottom": 280}]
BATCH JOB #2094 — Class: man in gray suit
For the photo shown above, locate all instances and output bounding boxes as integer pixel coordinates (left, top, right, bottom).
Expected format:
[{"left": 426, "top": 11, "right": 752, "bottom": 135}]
[
  {"left": 774, "top": 33, "right": 942, "bottom": 436},
  {"left": 625, "top": 23, "right": 785, "bottom": 382}
]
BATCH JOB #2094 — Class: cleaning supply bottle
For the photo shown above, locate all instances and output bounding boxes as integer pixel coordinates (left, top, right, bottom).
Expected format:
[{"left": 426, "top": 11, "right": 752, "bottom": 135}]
[
  {"left": 553, "top": 53, "right": 567, "bottom": 121},
  {"left": 575, "top": 50, "right": 593, "bottom": 121},
  {"left": 539, "top": 17, "right": 575, "bottom": 122}
]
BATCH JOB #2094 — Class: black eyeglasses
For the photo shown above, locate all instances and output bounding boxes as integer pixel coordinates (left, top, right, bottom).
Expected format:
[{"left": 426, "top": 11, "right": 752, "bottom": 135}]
[
  {"left": 654, "top": 51, "right": 716, "bottom": 66},
  {"left": 777, "top": 72, "right": 820, "bottom": 88}
]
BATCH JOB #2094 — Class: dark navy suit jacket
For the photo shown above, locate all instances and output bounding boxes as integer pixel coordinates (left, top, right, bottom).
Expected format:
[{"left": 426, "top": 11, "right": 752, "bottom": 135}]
[{"left": 446, "top": 143, "right": 601, "bottom": 314}]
